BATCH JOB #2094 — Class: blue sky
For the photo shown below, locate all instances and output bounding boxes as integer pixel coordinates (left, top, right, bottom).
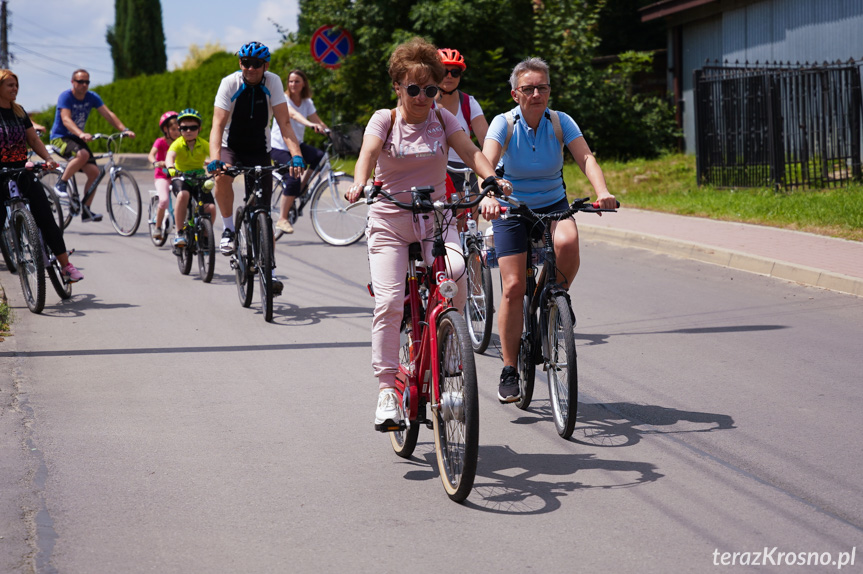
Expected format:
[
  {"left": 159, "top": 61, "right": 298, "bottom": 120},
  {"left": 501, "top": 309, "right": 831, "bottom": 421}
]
[{"left": 11, "top": 0, "right": 300, "bottom": 112}]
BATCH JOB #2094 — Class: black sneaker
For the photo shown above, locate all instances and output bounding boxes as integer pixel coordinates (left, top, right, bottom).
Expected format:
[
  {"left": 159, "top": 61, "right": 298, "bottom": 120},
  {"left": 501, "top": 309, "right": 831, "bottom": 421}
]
[
  {"left": 81, "top": 205, "right": 103, "bottom": 222},
  {"left": 220, "top": 228, "right": 235, "bottom": 255},
  {"left": 498, "top": 366, "right": 521, "bottom": 403},
  {"left": 272, "top": 276, "right": 284, "bottom": 297}
]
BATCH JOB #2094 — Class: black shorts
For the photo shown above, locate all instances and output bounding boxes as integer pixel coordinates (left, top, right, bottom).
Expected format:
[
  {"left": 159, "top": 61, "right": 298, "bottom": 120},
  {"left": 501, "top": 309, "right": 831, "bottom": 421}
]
[
  {"left": 50, "top": 135, "right": 97, "bottom": 165},
  {"left": 221, "top": 147, "right": 272, "bottom": 205},
  {"left": 171, "top": 179, "right": 215, "bottom": 205},
  {"left": 271, "top": 143, "right": 325, "bottom": 197},
  {"left": 490, "top": 196, "right": 570, "bottom": 258}
]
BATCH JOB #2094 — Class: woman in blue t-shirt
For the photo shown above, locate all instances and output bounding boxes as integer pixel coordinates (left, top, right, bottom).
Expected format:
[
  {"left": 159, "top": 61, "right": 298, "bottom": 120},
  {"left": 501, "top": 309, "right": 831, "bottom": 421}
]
[{"left": 482, "top": 57, "right": 616, "bottom": 404}]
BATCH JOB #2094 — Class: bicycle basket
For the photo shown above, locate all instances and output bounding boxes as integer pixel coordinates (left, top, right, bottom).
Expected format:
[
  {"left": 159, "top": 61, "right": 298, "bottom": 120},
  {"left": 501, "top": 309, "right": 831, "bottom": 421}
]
[{"left": 330, "top": 124, "right": 364, "bottom": 156}]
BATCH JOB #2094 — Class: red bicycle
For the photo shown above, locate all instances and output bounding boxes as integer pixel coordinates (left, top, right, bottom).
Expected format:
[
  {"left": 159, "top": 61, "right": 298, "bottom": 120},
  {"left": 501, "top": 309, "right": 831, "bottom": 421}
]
[{"left": 365, "top": 182, "right": 492, "bottom": 502}]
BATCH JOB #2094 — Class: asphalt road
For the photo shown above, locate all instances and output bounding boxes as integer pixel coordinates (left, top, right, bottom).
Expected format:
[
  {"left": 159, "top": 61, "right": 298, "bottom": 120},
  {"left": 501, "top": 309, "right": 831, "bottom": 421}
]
[{"left": 1, "top": 173, "right": 862, "bottom": 573}]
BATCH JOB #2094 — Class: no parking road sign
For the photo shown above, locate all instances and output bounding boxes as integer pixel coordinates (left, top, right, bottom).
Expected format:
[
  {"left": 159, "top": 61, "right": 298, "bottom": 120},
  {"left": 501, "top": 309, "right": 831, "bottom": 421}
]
[{"left": 311, "top": 25, "right": 354, "bottom": 69}]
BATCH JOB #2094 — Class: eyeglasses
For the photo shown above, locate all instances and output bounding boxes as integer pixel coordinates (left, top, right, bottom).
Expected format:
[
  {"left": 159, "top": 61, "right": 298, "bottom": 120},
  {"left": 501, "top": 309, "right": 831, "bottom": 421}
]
[
  {"left": 402, "top": 84, "right": 439, "bottom": 98},
  {"left": 73, "top": 79, "right": 90, "bottom": 85},
  {"left": 240, "top": 58, "right": 264, "bottom": 69},
  {"left": 178, "top": 125, "right": 200, "bottom": 132},
  {"left": 444, "top": 68, "right": 462, "bottom": 78},
  {"left": 516, "top": 84, "right": 550, "bottom": 96}
]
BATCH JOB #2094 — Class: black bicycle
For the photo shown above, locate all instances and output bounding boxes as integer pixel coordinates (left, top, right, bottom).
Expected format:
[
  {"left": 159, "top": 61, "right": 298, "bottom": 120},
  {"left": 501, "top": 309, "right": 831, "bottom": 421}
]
[
  {"left": 171, "top": 172, "right": 216, "bottom": 283},
  {"left": 0, "top": 165, "right": 48, "bottom": 313},
  {"left": 502, "top": 196, "right": 617, "bottom": 438},
  {"left": 226, "top": 165, "right": 279, "bottom": 322},
  {"left": 39, "top": 132, "right": 141, "bottom": 236}
]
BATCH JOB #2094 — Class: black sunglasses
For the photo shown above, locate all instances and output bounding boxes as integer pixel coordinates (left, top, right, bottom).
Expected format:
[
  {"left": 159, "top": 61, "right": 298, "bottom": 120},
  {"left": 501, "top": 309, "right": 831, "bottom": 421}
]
[
  {"left": 178, "top": 125, "right": 200, "bottom": 132},
  {"left": 73, "top": 79, "right": 90, "bottom": 85},
  {"left": 240, "top": 58, "right": 264, "bottom": 69},
  {"left": 444, "top": 69, "right": 462, "bottom": 78},
  {"left": 403, "top": 84, "right": 439, "bottom": 98}
]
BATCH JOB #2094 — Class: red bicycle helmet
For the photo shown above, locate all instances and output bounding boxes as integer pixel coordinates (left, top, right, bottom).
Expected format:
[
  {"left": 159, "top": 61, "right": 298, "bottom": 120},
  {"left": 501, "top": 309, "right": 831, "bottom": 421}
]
[
  {"left": 438, "top": 49, "right": 466, "bottom": 70},
  {"left": 159, "top": 111, "right": 178, "bottom": 130}
]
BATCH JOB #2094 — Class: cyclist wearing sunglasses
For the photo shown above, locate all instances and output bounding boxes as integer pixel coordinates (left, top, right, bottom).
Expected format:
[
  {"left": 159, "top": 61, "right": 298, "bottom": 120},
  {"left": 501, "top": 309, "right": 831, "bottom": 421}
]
[
  {"left": 208, "top": 41, "right": 304, "bottom": 261},
  {"left": 436, "top": 48, "right": 489, "bottom": 226},
  {"left": 344, "top": 37, "right": 509, "bottom": 430},
  {"left": 49, "top": 68, "right": 135, "bottom": 222},
  {"left": 482, "top": 57, "right": 616, "bottom": 404}
]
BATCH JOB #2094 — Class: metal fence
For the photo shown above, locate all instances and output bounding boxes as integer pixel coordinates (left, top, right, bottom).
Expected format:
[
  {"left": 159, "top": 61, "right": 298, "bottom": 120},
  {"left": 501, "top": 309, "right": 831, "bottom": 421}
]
[{"left": 694, "top": 60, "right": 863, "bottom": 189}]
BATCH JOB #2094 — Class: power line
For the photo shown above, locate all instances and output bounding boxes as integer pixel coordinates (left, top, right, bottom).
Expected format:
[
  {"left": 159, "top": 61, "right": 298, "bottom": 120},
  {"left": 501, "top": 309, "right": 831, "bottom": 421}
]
[{"left": 11, "top": 44, "right": 112, "bottom": 75}]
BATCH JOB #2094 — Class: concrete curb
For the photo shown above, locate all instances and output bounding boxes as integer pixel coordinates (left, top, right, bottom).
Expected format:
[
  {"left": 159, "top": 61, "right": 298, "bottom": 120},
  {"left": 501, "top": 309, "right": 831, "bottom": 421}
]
[{"left": 579, "top": 224, "right": 863, "bottom": 297}]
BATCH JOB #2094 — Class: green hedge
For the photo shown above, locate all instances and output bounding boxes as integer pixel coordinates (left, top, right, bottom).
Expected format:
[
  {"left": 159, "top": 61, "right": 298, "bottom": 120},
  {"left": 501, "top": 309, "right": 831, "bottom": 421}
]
[{"left": 32, "top": 52, "right": 240, "bottom": 154}]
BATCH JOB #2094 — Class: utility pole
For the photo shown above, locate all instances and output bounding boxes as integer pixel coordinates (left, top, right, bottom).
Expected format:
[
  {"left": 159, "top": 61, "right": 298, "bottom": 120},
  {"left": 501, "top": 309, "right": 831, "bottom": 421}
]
[{"left": 0, "top": 1, "right": 8, "bottom": 69}]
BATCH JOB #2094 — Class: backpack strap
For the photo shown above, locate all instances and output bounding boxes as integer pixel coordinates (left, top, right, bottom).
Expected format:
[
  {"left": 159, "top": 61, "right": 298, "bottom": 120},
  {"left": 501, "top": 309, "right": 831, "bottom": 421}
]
[
  {"left": 459, "top": 91, "right": 472, "bottom": 136},
  {"left": 547, "top": 110, "right": 564, "bottom": 151},
  {"left": 500, "top": 109, "right": 517, "bottom": 158},
  {"left": 384, "top": 108, "right": 397, "bottom": 147}
]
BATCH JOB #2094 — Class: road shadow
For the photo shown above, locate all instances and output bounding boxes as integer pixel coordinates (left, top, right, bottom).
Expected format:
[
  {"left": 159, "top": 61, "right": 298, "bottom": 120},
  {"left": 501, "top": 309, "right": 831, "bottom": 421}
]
[
  {"left": 399, "top": 444, "right": 662, "bottom": 515},
  {"left": 270, "top": 302, "right": 373, "bottom": 326},
  {"left": 0, "top": 340, "right": 371, "bottom": 358},
  {"left": 575, "top": 324, "right": 788, "bottom": 346},
  {"left": 11, "top": 292, "right": 139, "bottom": 318},
  {"left": 512, "top": 400, "right": 735, "bottom": 447}
]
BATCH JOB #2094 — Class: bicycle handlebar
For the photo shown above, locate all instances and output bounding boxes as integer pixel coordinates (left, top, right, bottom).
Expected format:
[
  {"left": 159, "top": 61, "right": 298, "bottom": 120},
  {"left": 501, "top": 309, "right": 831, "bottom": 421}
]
[
  {"left": 0, "top": 162, "right": 50, "bottom": 175},
  {"left": 221, "top": 164, "right": 282, "bottom": 178},
  {"left": 363, "top": 181, "right": 502, "bottom": 214},
  {"left": 501, "top": 196, "right": 620, "bottom": 222}
]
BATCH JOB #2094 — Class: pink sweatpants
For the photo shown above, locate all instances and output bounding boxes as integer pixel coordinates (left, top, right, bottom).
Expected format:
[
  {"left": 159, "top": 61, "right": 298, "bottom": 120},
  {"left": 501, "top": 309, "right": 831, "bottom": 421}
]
[{"left": 366, "top": 213, "right": 467, "bottom": 389}]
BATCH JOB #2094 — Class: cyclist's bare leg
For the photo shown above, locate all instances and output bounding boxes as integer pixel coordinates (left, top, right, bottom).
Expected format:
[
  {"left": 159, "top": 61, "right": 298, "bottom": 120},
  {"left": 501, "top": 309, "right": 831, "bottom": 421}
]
[
  {"left": 497, "top": 252, "right": 528, "bottom": 367},
  {"left": 278, "top": 194, "right": 295, "bottom": 222},
  {"left": 213, "top": 173, "right": 235, "bottom": 223},
  {"left": 205, "top": 204, "right": 217, "bottom": 220},
  {"left": 61, "top": 148, "right": 89, "bottom": 184},
  {"left": 175, "top": 190, "right": 190, "bottom": 230},
  {"left": 550, "top": 219, "right": 580, "bottom": 289},
  {"left": 80, "top": 163, "right": 100, "bottom": 207},
  {"left": 154, "top": 178, "right": 171, "bottom": 230}
]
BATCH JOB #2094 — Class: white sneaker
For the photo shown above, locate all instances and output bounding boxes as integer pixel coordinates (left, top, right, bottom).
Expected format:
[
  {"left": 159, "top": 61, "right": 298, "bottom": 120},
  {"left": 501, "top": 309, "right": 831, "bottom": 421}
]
[{"left": 374, "top": 389, "right": 401, "bottom": 431}]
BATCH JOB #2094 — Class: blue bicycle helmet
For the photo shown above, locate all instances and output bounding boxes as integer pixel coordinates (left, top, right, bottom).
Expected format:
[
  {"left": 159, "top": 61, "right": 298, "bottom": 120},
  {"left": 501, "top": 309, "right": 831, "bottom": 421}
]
[
  {"left": 177, "top": 108, "right": 203, "bottom": 125},
  {"left": 238, "top": 41, "right": 271, "bottom": 62}
]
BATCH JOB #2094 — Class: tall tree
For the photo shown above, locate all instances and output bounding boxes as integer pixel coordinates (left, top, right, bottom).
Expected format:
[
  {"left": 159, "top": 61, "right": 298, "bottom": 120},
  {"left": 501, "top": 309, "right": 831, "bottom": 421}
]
[{"left": 106, "top": 0, "right": 167, "bottom": 79}]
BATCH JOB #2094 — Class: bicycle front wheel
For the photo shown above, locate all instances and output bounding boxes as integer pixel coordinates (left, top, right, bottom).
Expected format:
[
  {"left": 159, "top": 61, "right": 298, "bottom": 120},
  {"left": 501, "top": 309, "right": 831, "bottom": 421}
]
[
  {"left": 271, "top": 178, "right": 286, "bottom": 241},
  {"left": 309, "top": 175, "right": 367, "bottom": 246},
  {"left": 516, "top": 294, "right": 536, "bottom": 410},
  {"left": 234, "top": 207, "right": 254, "bottom": 308},
  {"left": 14, "top": 210, "right": 46, "bottom": 314},
  {"left": 255, "top": 212, "right": 274, "bottom": 322},
  {"left": 37, "top": 169, "right": 74, "bottom": 229},
  {"left": 465, "top": 246, "right": 494, "bottom": 354},
  {"left": 196, "top": 217, "right": 215, "bottom": 283},
  {"left": 106, "top": 170, "right": 141, "bottom": 236},
  {"left": 432, "top": 309, "right": 479, "bottom": 503},
  {"left": 547, "top": 294, "right": 578, "bottom": 438}
]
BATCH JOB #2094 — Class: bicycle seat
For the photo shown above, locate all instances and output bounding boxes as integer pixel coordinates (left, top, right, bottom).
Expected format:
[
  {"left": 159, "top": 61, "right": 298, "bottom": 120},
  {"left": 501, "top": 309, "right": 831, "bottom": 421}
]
[{"left": 408, "top": 242, "right": 423, "bottom": 261}]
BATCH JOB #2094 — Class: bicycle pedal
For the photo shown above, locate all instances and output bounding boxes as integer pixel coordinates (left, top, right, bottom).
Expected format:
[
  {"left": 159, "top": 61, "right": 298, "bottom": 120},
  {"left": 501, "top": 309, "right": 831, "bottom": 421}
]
[{"left": 374, "top": 420, "right": 406, "bottom": 433}]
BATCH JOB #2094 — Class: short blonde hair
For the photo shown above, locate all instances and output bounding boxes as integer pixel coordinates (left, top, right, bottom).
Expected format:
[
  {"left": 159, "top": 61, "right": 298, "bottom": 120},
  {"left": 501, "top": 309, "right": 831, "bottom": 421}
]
[{"left": 388, "top": 37, "right": 445, "bottom": 85}]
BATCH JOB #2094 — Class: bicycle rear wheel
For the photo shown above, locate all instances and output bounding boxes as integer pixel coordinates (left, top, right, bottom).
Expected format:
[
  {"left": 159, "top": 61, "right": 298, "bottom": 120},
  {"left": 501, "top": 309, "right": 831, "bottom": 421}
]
[
  {"left": 465, "top": 245, "right": 494, "bottom": 354},
  {"left": 196, "top": 217, "right": 216, "bottom": 283},
  {"left": 176, "top": 227, "right": 193, "bottom": 275},
  {"left": 1, "top": 225, "right": 17, "bottom": 273},
  {"left": 546, "top": 294, "right": 578, "bottom": 438},
  {"left": 106, "top": 170, "right": 141, "bottom": 236},
  {"left": 148, "top": 195, "right": 169, "bottom": 247},
  {"left": 40, "top": 182, "right": 64, "bottom": 230},
  {"left": 516, "top": 294, "right": 536, "bottom": 410},
  {"left": 309, "top": 175, "right": 367, "bottom": 246},
  {"left": 46, "top": 253, "right": 72, "bottom": 300},
  {"left": 255, "top": 211, "right": 274, "bottom": 322},
  {"left": 234, "top": 207, "right": 254, "bottom": 308},
  {"left": 14, "top": 210, "right": 46, "bottom": 314},
  {"left": 390, "top": 307, "right": 420, "bottom": 458},
  {"left": 37, "top": 169, "right": 75, "bottom": 229},
  {"left": 432, "top": 309, "right": 479, "bottom": 502}
]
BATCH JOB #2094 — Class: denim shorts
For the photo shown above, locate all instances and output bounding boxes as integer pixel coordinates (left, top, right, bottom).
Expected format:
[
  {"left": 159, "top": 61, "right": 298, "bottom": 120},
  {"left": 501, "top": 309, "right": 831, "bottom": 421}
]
[{"left": 490, "top": 196, "right": 570, "bottom": 258}]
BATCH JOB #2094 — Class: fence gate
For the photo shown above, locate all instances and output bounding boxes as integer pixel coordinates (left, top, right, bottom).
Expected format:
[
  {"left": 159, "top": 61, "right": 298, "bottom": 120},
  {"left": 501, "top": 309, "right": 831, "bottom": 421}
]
[{"left": 694, "top": 61, "right": 862, "bottom": 189}]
